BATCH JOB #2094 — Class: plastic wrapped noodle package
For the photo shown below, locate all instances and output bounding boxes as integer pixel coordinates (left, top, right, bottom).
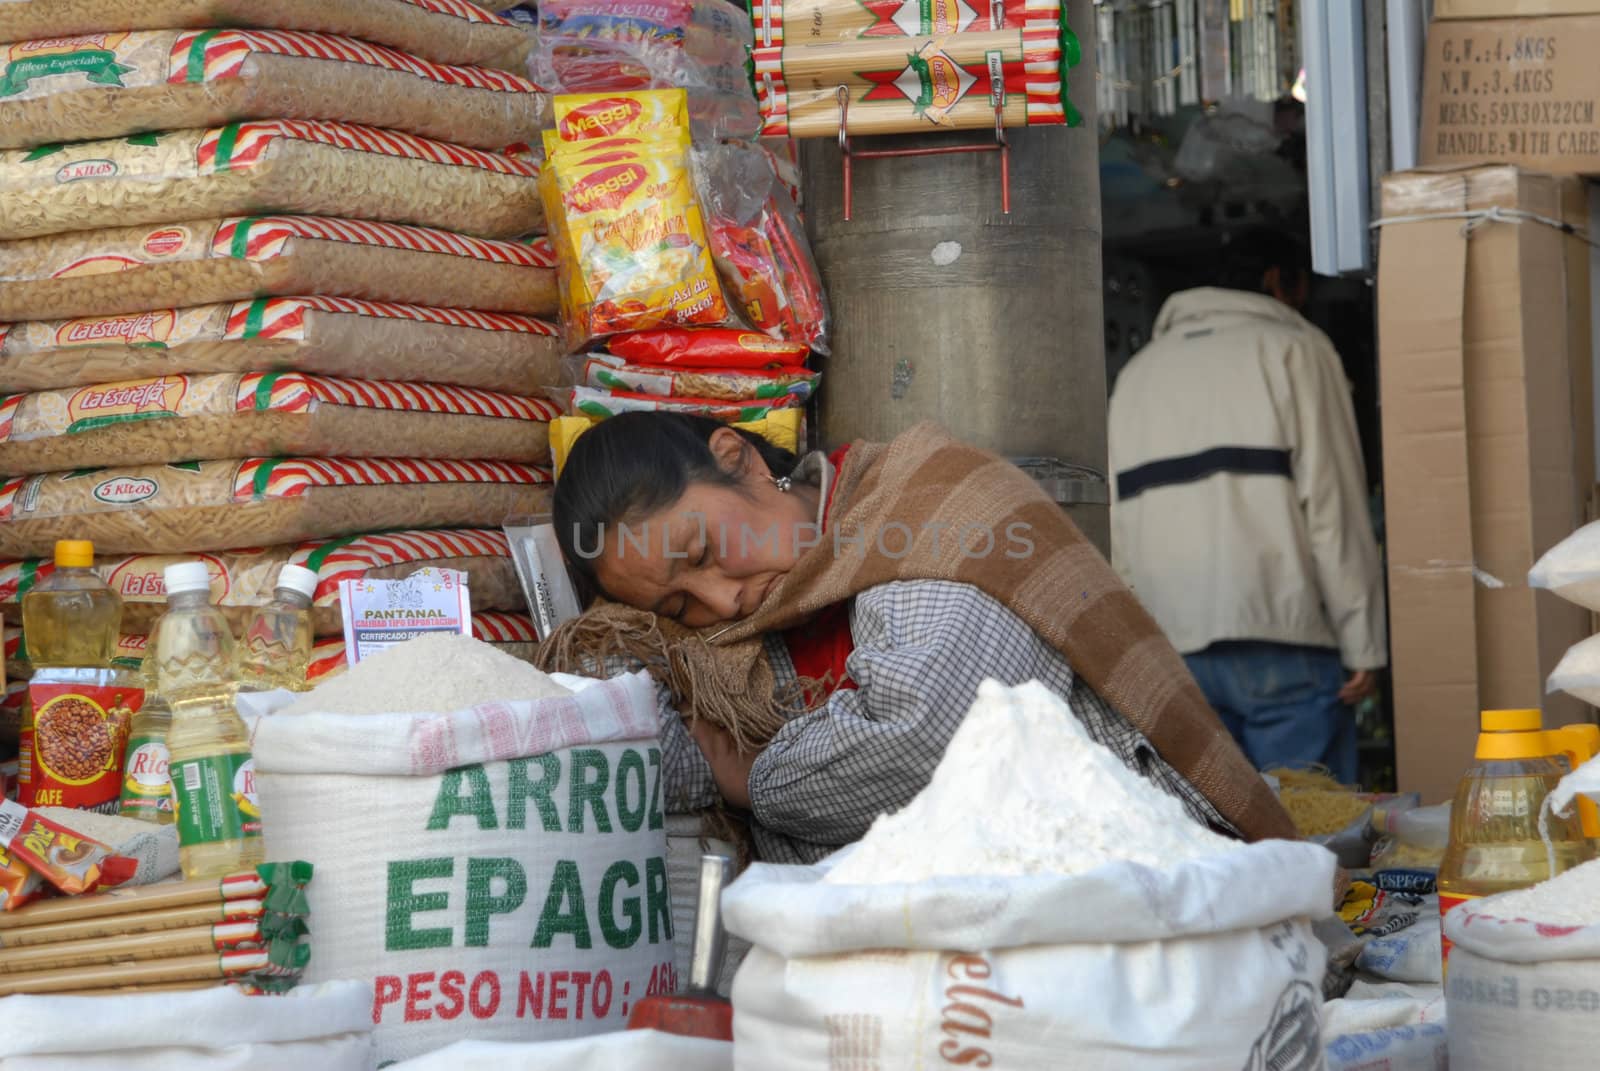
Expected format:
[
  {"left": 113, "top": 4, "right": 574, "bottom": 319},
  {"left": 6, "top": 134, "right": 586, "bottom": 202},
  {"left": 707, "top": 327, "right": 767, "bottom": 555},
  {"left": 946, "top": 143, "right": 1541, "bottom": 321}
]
[
  {"left": 753, "top": 26, "right": 1075, "bottom": 137},
  {"left": 567, "top": 352, "right": 818, "bottom": 403},
  {"left": 533, "top": 0, "right": 759, "bottom": 138},
  {"left": 0, "top": 297, "right": 563, "bottom": 396},
  {"left": 0, "top": 29, "right": 549, "bottom": 151},
  {"left": 566, "top": 384, "right": 804, "bottom": 423},
  {"left": 0, "top": 218, "right": 558, "bottom": 322},
  {"left": 541, "top": 103, "right": 731, "bottom": 348},
  {"left": 0, "top": 528, "right": 524, "bottom": 635},
  {"left": 606, "top": 327, "right": 811, "bottom": 368},
  {"left": 0, "top": 372, "right": 563, "bottom": 474},
  {"left": 0, "top": 0, "right": 534, "bottom": 72},
  {"left": 751, "top": 0, "right": 1063, "bottom": 44},
  {"left": 0, "top": 120, "right": 544, "bottom": 242},
  {"left": 0, "top": 457, "right": 552, "bottom": 557},
  {"left": 693, "top": 140, "right": 829, "bottom": 351}
]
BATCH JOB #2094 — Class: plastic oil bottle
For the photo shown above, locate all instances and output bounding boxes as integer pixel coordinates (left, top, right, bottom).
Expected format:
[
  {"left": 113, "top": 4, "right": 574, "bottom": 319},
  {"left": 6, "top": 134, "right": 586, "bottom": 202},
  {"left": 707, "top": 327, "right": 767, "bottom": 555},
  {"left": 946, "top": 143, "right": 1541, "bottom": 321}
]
[
  {"left": 19, "top": 539, "right": 140, "bottom": 811},
  {"left": 117, "top": 629, "right": 173, "bottom": 824},
  {"left": 235, "top": 565, "right": 318, "bottom": 694},
  {"left": 1437, "top": 708, "right": 1600, "bottom": 974},
  {"left": 158, "top": 561, "right": 263, "bottom": 878}
]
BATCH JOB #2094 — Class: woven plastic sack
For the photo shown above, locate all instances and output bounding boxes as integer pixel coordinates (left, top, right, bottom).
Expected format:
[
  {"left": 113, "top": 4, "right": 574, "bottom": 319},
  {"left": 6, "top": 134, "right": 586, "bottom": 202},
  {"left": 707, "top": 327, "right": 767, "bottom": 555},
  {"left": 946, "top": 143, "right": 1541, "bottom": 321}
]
[
  {"left": 0, "top": 29, "right": 549, "bottom": 151},
  {"left": 0, "top": 218, "right": 557, "bottom": 322},
  {"left": 251, "top": 671, "right": 674, "bottom": 1063},
  {"left": 0, "top": 457, "right": 552, "bottom": 557},
  {"left": 0, "top": 372, "right": 562, "bottom": 474},
  {"left": 0, "top": 297, "right": 562, "bottom": 396},
  {"left": 0, "top": 0, "right": 533, "bottom": 72},
  {"left": 0, "top": 529, "right": 524, "bottom": 635},
  {"left": 0, "top": 121, "right": 543, "bottom": 242},
  {"left": 1530, "top": 520, "right": 1600, "bottom": 611},
  {"left": 385, "top": 1032, "right": 732, "bottom": 1070}
]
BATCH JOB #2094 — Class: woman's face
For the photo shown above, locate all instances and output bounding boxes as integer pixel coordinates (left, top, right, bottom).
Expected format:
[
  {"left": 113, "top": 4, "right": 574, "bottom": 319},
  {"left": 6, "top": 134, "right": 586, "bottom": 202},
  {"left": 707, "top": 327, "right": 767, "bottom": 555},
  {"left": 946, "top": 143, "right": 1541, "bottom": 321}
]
[{"left": 592, "top": 430, "right": 819, "bottom": 629}]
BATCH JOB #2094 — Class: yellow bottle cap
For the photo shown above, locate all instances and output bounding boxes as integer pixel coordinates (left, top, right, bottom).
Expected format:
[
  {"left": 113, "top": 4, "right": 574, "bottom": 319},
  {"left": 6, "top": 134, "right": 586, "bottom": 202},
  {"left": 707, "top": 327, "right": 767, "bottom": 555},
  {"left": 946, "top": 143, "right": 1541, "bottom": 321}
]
[
  {"left": 53, "top": 539, "right": 94, "bottom": 568},
  {"left": 1481, "top": 709, "right": 1543, "bottom": 732}
]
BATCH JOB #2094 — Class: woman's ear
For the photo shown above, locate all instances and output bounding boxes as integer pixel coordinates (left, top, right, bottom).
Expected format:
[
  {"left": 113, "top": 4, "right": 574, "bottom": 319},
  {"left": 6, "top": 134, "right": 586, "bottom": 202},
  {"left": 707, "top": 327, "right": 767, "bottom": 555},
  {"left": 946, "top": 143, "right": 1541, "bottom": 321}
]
[{"left": 707, "top": 426, "right": 764, "bottom": 479}]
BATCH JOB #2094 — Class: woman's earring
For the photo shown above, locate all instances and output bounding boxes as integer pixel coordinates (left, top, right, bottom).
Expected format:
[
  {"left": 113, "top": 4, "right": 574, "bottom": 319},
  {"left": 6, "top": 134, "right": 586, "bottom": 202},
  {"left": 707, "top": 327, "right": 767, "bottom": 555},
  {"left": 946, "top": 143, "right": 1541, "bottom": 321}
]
[{"left": 773, "top": 475, "right": 792, "bottom": 493}]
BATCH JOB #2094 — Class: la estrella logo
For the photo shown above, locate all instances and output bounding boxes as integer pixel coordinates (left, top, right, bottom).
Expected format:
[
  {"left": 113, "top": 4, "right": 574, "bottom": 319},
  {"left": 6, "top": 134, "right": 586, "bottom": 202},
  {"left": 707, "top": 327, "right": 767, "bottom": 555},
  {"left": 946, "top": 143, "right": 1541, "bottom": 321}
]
[
  {"left": 860, "top": 41, "right": 981, "bottom": 125},
  {"left": 66, "top": 375, "right": 187, "bottom": 434},
  {"left": 860, "top": 0, "right": 983, "bottom": 36},
  {"left": 0, "top": 34, "right": 133, "bottom": 99}
]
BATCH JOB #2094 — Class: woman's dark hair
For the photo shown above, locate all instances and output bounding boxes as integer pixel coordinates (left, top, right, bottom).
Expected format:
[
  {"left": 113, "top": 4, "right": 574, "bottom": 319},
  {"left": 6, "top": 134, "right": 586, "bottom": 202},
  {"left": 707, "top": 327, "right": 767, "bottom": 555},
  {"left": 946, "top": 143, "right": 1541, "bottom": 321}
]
[
  {"left": 552, "top": 411, "right": 800, "bottom": 604},
  {"left": 1219, "top": 228, "right": 1310, "bottom": 295}
]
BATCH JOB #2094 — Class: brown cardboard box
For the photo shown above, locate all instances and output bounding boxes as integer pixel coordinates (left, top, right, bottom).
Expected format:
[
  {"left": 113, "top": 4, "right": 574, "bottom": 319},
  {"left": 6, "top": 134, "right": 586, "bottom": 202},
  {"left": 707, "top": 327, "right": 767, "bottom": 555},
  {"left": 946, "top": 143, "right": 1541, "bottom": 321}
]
[
  {"left": 1419, "top": 16, "right": 1600, "bottom": 175},
  {"left": 1437, "top": 0, "right": 1600, "bottom": 16},
  {"left": 1378, "top": 166, "right": 1596, "bottom": 803}
]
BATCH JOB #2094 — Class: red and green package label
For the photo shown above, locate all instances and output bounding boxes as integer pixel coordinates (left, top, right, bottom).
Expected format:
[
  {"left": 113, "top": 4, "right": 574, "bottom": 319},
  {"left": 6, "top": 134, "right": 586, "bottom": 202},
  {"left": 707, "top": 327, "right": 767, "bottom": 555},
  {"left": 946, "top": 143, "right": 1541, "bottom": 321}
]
[
  {"left": 21, "top": 678, "right": 143, "bottom": 811},
  {"left": 171, "top": 752, "right": 261, "bottom": 846},
  {"left": 1437, "top": 890, "right": 1482, "bottom": 976},
  {"left": 119, "top": 730, "right": 173, "bottom": 817}
]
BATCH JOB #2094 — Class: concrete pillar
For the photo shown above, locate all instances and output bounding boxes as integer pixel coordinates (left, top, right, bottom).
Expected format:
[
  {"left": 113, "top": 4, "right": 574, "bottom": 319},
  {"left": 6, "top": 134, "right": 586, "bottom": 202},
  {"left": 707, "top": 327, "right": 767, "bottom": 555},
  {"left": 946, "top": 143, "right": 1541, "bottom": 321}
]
[{"left": 799, "top": 0, "right": 1108, "bottom": 550}]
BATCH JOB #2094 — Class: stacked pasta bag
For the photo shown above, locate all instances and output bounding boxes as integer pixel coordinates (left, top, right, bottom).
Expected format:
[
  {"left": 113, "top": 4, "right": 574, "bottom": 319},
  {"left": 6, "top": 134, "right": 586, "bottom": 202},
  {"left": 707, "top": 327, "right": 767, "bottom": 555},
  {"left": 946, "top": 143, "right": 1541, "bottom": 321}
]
[
  {"left": 0, "top": 0, "right": 560, "bottom": 746},
  {"left": 527, "top": 7, "right": 832, "bottom": 468}
]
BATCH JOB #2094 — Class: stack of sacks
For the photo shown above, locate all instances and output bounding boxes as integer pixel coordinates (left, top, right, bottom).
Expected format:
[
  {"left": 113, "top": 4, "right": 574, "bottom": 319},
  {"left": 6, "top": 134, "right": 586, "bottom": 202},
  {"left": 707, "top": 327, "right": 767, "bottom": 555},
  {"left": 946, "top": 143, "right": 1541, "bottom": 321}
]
[
  {"left": 0, "top": 0, "right": 564, "bottom": 705},
  {"left": 1533, "top": 520, "right": 1600, "bottom": 705},
  {"left": 529, "top": 6, "right": 830, "bottom": 470},
  {"left": 0, "top": 530, "right": 545, "bottom": 691}
]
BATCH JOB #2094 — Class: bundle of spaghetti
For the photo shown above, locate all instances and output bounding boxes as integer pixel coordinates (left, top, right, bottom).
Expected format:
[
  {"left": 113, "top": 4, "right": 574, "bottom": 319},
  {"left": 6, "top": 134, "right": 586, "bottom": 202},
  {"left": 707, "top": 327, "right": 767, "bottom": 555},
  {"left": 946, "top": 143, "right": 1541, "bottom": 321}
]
[
  {"left": 751, "top": 0, "right": 1062, "bottom": 47},
  {"left": 1269, "top": 766, "right": 1373, "bottom": 837},
  {"left": 751, "top": 20, "right": 1078, "bottom": 137}
]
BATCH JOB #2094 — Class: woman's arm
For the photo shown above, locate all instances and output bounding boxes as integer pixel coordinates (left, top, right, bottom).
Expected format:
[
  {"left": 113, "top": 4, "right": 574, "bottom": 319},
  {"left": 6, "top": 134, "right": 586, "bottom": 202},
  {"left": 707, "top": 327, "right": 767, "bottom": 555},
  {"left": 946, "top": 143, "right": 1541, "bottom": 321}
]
[{"left": 745, "top": 580, "right": 1065, "bottom": 847}]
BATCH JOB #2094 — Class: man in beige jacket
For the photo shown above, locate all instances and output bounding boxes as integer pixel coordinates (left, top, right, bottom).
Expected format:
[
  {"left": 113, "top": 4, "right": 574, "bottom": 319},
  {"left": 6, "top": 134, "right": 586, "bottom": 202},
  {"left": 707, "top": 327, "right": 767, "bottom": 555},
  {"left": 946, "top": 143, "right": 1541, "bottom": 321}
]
[{"left": 1108, "top": 230, "right": 1386, "bottom": 783}]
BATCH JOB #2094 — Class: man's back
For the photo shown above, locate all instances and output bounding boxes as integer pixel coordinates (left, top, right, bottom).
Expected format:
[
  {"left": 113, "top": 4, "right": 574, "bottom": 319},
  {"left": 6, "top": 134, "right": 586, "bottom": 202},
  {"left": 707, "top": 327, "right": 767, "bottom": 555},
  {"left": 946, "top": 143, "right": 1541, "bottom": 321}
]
[{"left": 1108, "top": 286, "right": 1385, "bottom": 672}]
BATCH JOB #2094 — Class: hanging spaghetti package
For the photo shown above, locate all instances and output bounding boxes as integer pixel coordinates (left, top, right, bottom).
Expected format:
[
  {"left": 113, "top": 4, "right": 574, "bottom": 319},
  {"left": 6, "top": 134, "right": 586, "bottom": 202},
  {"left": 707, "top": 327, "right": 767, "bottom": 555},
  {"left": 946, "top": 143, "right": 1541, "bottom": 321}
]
[
  {"left": 532, "top": 0, "right": 760, "bottom": 139},
  {"left": 751, "top": 0, "right": 1063, "bottom": 45},
  {"left": 753, "top": 23, "right": 1078, "bottom": 137}
]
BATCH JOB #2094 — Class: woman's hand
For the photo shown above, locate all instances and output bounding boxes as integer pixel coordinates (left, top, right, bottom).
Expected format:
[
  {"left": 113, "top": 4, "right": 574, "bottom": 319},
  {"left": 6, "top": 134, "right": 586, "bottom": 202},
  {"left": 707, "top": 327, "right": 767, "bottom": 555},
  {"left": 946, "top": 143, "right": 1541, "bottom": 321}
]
[{"left": 689, "top": 719, "right": 760, "bottom": 810}]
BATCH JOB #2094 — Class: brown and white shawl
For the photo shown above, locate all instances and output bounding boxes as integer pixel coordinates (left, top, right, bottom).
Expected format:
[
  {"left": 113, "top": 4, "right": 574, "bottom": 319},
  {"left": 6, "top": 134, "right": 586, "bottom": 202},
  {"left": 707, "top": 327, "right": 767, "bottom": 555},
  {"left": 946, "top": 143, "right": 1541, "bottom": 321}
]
[{"left": 538, "top": 421, "right": 1299, "bottom": 843}]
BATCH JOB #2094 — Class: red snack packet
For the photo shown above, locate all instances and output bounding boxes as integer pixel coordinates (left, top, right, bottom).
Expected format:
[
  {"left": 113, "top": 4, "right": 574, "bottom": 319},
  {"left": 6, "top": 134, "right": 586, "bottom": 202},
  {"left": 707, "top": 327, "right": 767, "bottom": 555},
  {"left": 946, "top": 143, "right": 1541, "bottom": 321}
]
[
  {"left": 0, "top": 798, "right": 137, "bottom": 897},
  {"left": 607, "top": 328, "right": 810, "bottom": 369},
  {"left": 0, "top": 842, "right": 46, "bottom": 911}
]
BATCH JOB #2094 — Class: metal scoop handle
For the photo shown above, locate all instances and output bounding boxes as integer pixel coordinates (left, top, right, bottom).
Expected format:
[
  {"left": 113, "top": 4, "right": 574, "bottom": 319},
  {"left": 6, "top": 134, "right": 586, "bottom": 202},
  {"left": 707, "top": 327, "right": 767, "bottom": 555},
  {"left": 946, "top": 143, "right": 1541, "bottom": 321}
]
[{"left": 688, "top": 853, "right": 734, "bottom": 993}]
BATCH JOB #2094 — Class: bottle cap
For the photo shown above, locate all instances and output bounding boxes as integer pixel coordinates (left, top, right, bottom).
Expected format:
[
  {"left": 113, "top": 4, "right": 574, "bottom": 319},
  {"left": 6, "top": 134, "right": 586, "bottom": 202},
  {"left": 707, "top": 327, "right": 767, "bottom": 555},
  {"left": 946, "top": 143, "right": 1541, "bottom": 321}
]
[
  {"left": 1481, "top": 709, "right": 1542, "bottom": 733},
  {"left": 276, "top": 564, "right": 318, "bottom": 599},
  {"left": 163, "top": 561, "right": 212, "bottom": 595},
  {"left": 53, "top": 540, "right": 94, "bottom": 568}
]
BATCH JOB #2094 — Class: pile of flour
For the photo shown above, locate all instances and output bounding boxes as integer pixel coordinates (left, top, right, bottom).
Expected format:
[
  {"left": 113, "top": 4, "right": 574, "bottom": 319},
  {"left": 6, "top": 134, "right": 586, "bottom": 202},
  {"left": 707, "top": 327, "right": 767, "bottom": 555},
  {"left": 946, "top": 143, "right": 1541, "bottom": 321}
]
[
  {"left": 280, "top": 632, "right": 570, "bottom": 716},
  {"left": 825, "top": 680, "right": 1241, "bottom": 885},
  {"left": 1479, "top": 859, "right": 1600, "bottom": 925}
]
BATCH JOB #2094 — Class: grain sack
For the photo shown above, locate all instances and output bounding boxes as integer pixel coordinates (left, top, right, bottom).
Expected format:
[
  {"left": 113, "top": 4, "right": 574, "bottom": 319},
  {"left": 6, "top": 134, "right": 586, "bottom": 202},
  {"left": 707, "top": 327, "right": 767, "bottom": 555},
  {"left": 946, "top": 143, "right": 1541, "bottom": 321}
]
[
  {"left": 250, "top": 642, "right": 674, "bottom": 1063},
  {"left": 307, "top": 613, "right": 542, "bottom": 681},
  {"left": 0, "top": 979, "right": 377, "bottom": 1071},
  {"left": 1531, "top": 520, "right": 1600, "bottom": 611},
  {"left": 723, "top": 681, "right": 1336, "bottom": 1071},
  {"left": 0, "top": 217, "right": 558, "bottom": 322},
  {"left": 0, "top": 0, "right": 532, "bottom": 72},
  {"left": 0, "top": 528, "right": 523, "bottom": 634},
  {"left": 0, "top": 372, "right": 562, "bottom": 474},
  {"left": 384, "top": 1032, "right": 733, "bottom": 1070},
  {"left": 0, "top": 120, "right": 543, "bottom": 242},
  {"left": 1443, "top": 862, "right": 1600, "bottom": 1070},
  {"left": 0, "top": 29, "right": 548, "bottom": 151},
  {"left": 0, "top": 457, "right": 551, "bottom": 557},
  {"left": 0, "top": 297, "right": 563, "bottom": 396}
]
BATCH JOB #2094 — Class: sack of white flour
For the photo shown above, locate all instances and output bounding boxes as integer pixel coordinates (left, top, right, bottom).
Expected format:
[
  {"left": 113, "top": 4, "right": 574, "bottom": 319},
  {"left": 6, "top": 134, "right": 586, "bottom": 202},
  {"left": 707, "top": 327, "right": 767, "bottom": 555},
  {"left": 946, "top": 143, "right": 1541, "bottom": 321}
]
[
  {"left": 251, "top": 635, "right": 674, "bottom": 1065},
  {"left": 0, "top": 979, "right": 376, "bottom": 1070},
  {"left": 721, "top": 681, "right": 1337, "bottom": 1071},
  {"left": 1443, "top": 860, "right": 1600, "bottom": 1070},
  {"left": 1530, "top": 521, "right": 1600, "bottom": 611}
]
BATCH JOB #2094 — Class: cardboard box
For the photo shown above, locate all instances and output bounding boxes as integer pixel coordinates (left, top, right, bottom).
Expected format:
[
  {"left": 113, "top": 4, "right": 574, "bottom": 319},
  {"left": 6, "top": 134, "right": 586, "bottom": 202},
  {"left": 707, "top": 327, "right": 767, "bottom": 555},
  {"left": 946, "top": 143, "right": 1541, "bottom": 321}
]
[
  {"left": 1420, "top": 16, "right": 1600, "bottom": 175},
  {"left": 1378, "top": 166, "right": 1596, "bottom": 803},
  {"left": 1436, "top": 0, "right": 1600, "bottom": 16}
]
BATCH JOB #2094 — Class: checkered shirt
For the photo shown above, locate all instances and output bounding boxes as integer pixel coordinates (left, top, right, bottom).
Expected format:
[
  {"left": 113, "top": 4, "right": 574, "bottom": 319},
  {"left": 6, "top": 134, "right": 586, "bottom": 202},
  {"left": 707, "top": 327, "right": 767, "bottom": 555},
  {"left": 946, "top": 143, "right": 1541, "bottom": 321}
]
[{"left": 654, "top": 578, "right": 1236, "bottom": 866}]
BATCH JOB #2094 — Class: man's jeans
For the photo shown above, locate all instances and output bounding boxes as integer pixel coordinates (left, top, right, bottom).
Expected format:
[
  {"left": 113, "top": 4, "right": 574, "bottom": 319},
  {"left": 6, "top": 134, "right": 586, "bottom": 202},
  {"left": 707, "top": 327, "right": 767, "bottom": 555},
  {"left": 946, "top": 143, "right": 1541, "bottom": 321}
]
[{"left": 1184, "top": 641, "right": 1357, "bottom": 784}]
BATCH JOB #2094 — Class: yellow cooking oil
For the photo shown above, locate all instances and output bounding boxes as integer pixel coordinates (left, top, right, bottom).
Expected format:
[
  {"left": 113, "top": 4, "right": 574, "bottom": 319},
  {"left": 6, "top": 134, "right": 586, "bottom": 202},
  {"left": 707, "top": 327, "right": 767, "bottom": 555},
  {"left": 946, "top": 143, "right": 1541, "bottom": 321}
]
[
  {"left": 22, "top": 540, "right": 119, "bottom": 668},
  {"left": 1437, "top": 709, "right": 1598, "bottom": 974},
  {"left": 157, "top": 561, "right": 262, "bottom": 879},
  {"left": 118, "top": 631, "right": 174, "bottom": 825},
  {"left": 235, "top": 565, "right": 317, "bottom": 693}
]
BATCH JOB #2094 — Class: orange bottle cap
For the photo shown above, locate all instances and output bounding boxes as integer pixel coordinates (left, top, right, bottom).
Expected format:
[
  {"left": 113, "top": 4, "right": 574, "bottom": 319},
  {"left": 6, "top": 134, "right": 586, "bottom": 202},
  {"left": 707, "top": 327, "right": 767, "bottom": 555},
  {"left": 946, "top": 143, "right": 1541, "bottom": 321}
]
[
  {"left": 1481, "top": 709, "right": 1543, "bottom": 732},
  {"left": 53, "top": 540, "right": 94, "bottom": 569}
]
